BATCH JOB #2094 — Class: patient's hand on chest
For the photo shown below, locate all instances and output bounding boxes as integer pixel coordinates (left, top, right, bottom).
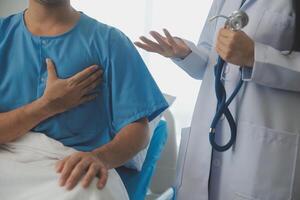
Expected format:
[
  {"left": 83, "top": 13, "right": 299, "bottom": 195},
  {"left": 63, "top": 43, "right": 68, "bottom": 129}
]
[{"left": 41, "top": 59, "right": 103, "bottom": 115}]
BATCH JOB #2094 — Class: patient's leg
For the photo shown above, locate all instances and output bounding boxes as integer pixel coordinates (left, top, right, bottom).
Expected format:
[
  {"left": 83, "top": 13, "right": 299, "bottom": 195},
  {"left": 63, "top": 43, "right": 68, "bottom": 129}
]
[{"left": 0, "top": 133, "right": 129, "bottom": 200}]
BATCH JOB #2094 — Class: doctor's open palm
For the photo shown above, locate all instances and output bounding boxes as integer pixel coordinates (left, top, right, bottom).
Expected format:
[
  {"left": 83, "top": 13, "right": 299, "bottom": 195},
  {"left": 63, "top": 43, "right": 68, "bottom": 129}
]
[
  {"left": 135, "top": 29, "right": 192, "bottom": 59},
  {"left": 41, "top": 59, "right": 103, "bottom": 115}
]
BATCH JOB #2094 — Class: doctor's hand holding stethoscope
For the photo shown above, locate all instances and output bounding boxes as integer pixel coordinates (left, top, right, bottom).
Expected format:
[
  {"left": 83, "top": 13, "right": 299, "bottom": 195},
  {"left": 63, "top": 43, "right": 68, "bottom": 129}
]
[
  {"left": 135, "top": 0, "right": 300, "bottom": 199},
  {"left": 136, "top": 16, "right": 256, "bottom": 152},
  {"left": 135, "top": 27, "right": 254, "bottom": 67}
]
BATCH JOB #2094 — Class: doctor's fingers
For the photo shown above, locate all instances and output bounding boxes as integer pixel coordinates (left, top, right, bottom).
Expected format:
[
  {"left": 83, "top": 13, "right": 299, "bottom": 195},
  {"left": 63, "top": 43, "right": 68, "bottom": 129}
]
[
  {"left": 216, "top": 32, "right": 238, "bottom": 53},
  {"left": 215, "top": 44, "right": 234, "bottom": 61},
  {"left": 134, "top": 41, "right": 159, "bottom": 53},
  {"left": 218, "top": 27, "right": 235, "bottom": 39},
  {"left": 139, "top": 36, "right": 164, "bottom": 53},
  {"left": 163, "top": 29, "right": 178, "bottom": 47},
  {"left": 68, "top": 65, "right": 101, "bottom": 86},
  {"left": 218, "top": 29, "right": 248, "bottom": 46},
  {"left": 217, "top": 35, "right": 235, "bottom": 50},
  {"left": 150, "top": 31, "right": 173, "bottom": 52}
]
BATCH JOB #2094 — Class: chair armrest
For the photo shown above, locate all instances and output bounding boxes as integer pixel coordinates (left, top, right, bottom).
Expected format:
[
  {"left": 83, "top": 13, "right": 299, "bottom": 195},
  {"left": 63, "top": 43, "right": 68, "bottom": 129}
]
[{"left": 155, "top": 188, "right": 174, "bottom": 200}]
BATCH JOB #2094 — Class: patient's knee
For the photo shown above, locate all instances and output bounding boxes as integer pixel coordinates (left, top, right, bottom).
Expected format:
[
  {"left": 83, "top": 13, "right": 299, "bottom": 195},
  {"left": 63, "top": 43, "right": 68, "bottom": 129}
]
[{"left": 71, "top": 170, "right": 129, "bottom": 200}]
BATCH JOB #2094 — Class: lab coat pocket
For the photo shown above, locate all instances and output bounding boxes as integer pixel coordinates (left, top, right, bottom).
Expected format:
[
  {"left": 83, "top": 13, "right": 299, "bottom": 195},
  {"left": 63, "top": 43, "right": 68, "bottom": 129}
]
[
  {"left": 174, "top": 127, "right": 191, "bottom": 191},
  {"left": 233, "top": 192, "right": 258, "bottom": 200},
  {"left": 254, "top": 10, "right": 295, "bottom": 50},
  {"left": 231, "top": 122, "right": 299, "bottom": 200}
]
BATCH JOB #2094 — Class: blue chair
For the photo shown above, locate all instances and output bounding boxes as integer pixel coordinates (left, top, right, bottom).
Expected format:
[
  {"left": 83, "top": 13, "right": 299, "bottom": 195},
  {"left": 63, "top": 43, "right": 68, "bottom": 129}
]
[{"left": 116, "top": 120, "right": 169, "bottom": 200}]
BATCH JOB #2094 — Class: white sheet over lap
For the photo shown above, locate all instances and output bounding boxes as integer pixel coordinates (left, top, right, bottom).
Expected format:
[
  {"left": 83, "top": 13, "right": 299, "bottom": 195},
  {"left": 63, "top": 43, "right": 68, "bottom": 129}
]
[{"left": 0, "top": 132, "right": 129, "bottom": 200}]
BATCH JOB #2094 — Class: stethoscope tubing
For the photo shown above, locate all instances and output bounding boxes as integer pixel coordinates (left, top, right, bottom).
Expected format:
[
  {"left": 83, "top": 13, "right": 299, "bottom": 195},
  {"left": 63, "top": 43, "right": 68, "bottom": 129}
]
[
  {"left": 208, "top": 0, "right": 247, "bottom": 152},
  {"left": 209, "top": 57, "right": 244, "bottom": 152}
]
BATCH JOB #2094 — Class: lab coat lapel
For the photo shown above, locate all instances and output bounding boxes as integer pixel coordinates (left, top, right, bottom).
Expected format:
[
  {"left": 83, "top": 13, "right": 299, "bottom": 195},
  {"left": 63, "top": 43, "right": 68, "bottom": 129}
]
[{"left": 240, "top": 0, "right": 257, "bottom": 10}]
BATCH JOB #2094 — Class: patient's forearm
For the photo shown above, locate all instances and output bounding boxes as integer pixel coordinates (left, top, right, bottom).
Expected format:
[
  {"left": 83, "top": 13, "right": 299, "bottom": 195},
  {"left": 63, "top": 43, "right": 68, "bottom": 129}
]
[
  {"left": 0, "top": 99, "right": 53, "bottom": 144},
  {"left": 93, "top": 118, "right": 150, "bottom": 169},
  {"left": 0, "top": 60, "right": 103, "bottom": 144}
]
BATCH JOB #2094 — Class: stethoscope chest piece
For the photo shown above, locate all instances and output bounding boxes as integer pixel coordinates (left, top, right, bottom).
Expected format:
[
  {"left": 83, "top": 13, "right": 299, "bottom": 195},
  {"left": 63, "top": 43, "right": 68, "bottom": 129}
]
[
  {"left": 227, "top": 11, "right": 249, "bottom": 31},
  {"left": 209, "top": 10, "right": 249, "bottom": 31}
]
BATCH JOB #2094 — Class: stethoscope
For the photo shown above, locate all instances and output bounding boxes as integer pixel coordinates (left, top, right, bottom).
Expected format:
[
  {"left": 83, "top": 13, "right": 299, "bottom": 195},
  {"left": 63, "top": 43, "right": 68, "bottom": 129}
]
[{"left": 208, "top": 6, "right": 249, "bottom": 152}]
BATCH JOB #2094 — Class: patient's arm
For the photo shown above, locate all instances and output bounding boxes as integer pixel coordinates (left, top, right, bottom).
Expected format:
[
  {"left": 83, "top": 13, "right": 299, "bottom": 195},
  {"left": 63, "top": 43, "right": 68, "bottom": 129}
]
[
  {"left": 95, "top": 118, "right": 150, "bottom": 168},
  {"left": 0, "top": 59, "right": 102, "bottom": 144},
  {"left": 56, "top": 118, "right": 149, "bottom": 190},
  {"left": 0, "top": 98, "right": 52, "bottom": 144}
]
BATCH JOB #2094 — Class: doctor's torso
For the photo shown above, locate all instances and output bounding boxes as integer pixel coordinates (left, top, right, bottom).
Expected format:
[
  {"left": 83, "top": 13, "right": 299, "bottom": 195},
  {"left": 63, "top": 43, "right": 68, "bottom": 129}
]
[
  {"left": 176, "top": 0, "right": 300, "bottom": 199},
  {"left": 208, "top": 0, "right": 297, "bottom": 133}
]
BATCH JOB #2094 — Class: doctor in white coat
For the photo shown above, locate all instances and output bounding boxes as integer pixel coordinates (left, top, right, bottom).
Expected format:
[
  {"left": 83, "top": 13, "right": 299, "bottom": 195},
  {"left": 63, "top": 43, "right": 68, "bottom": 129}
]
[{"left": 136, "top": 0, "right": 300, "bottom": 199}]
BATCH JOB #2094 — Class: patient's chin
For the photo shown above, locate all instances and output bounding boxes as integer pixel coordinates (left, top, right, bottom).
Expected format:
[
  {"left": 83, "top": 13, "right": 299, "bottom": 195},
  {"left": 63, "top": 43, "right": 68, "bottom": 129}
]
[{"left": 37, "top": 0, "right": 68, "bottom": 6}]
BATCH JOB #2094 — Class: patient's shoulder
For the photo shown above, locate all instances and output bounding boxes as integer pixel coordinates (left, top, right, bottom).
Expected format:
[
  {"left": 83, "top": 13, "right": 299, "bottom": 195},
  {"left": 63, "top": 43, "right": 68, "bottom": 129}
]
[
  {"left": 86, "top": 16, "right": 132, "bottom": 47},
  {"left": 82, "top": 14, "right": 135, "bottom": 59},
  {"left": 0, "top": 12, "right": 23, "bottom": 34},
  {"left": 80, "top": 13, "right": 112, "bottom": 35},
  {"left": 90, "top": 19, "right": 128, "bottom": 43}
]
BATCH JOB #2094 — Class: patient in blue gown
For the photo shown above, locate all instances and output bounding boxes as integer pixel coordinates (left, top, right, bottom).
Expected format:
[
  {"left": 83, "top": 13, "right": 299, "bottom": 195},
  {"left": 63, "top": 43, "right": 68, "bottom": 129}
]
[{"left": 0, "top": 0, "right": 168, "bottom": 194}]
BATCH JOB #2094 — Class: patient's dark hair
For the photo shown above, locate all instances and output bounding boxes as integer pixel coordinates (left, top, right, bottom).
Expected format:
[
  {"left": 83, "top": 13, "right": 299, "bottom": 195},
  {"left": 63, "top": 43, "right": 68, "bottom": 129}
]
[{"left": 292, "top": 0, "right": 300, "bottom": 51}]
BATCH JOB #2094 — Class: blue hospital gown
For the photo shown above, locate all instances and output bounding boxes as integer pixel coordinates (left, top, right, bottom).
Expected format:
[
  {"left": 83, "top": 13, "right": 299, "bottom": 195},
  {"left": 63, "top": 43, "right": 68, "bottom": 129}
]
[{"left": 0, "top": 12, "right": 168, "bottom": 151}]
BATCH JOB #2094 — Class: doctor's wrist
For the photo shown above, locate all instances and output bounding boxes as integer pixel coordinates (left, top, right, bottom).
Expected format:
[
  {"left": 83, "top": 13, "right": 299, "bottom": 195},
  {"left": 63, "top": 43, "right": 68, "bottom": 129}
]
[{"left": 245, "top": 41, "right": 255, "bottom": 67}]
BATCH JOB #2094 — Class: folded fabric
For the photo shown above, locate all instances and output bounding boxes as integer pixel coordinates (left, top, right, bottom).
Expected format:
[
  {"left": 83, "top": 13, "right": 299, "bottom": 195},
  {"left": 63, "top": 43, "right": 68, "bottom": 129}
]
[{"left": 0, "top": 132, "right": 129, "bottom": 200}]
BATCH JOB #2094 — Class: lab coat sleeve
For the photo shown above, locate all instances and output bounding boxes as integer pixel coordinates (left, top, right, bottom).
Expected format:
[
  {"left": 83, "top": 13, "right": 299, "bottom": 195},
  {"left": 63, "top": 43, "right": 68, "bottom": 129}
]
[
  {"left": 242, "top": 42, "right": 300, "bottom": 92},
  {"left": 172, "top": 0, "right": 221, "bottom": 80}
]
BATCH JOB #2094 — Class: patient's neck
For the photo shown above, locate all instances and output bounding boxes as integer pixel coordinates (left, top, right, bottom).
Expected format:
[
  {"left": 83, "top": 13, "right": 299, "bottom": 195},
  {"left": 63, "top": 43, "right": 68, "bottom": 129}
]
[{"left": 24, "top": 0, "right": 80, "bottom": 36}]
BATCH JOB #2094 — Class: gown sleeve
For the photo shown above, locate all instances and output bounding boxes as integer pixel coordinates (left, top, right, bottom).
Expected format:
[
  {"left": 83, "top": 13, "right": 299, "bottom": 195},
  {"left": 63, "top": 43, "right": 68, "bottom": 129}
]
[{"left": 106, "top": 28, "right": 169, "bottom": 135}]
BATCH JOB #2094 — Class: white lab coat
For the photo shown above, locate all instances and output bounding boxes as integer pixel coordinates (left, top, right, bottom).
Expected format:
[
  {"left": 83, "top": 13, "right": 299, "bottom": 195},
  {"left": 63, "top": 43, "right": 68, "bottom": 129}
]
[{"left": 173, "top": 0, "right": 300, "bottom": 199}]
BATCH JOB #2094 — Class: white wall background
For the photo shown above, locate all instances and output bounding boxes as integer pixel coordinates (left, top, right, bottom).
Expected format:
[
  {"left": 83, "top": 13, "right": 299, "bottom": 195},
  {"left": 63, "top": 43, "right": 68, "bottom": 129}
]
[
  {"left": 0, "top": 0, "right": 28, "bottom": 17},
  {"left": 0, "top": 0, "right": 213, "bottom": 140},
  {"left": 71, "top": 0, "right": 213, "bottom": 137}
]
